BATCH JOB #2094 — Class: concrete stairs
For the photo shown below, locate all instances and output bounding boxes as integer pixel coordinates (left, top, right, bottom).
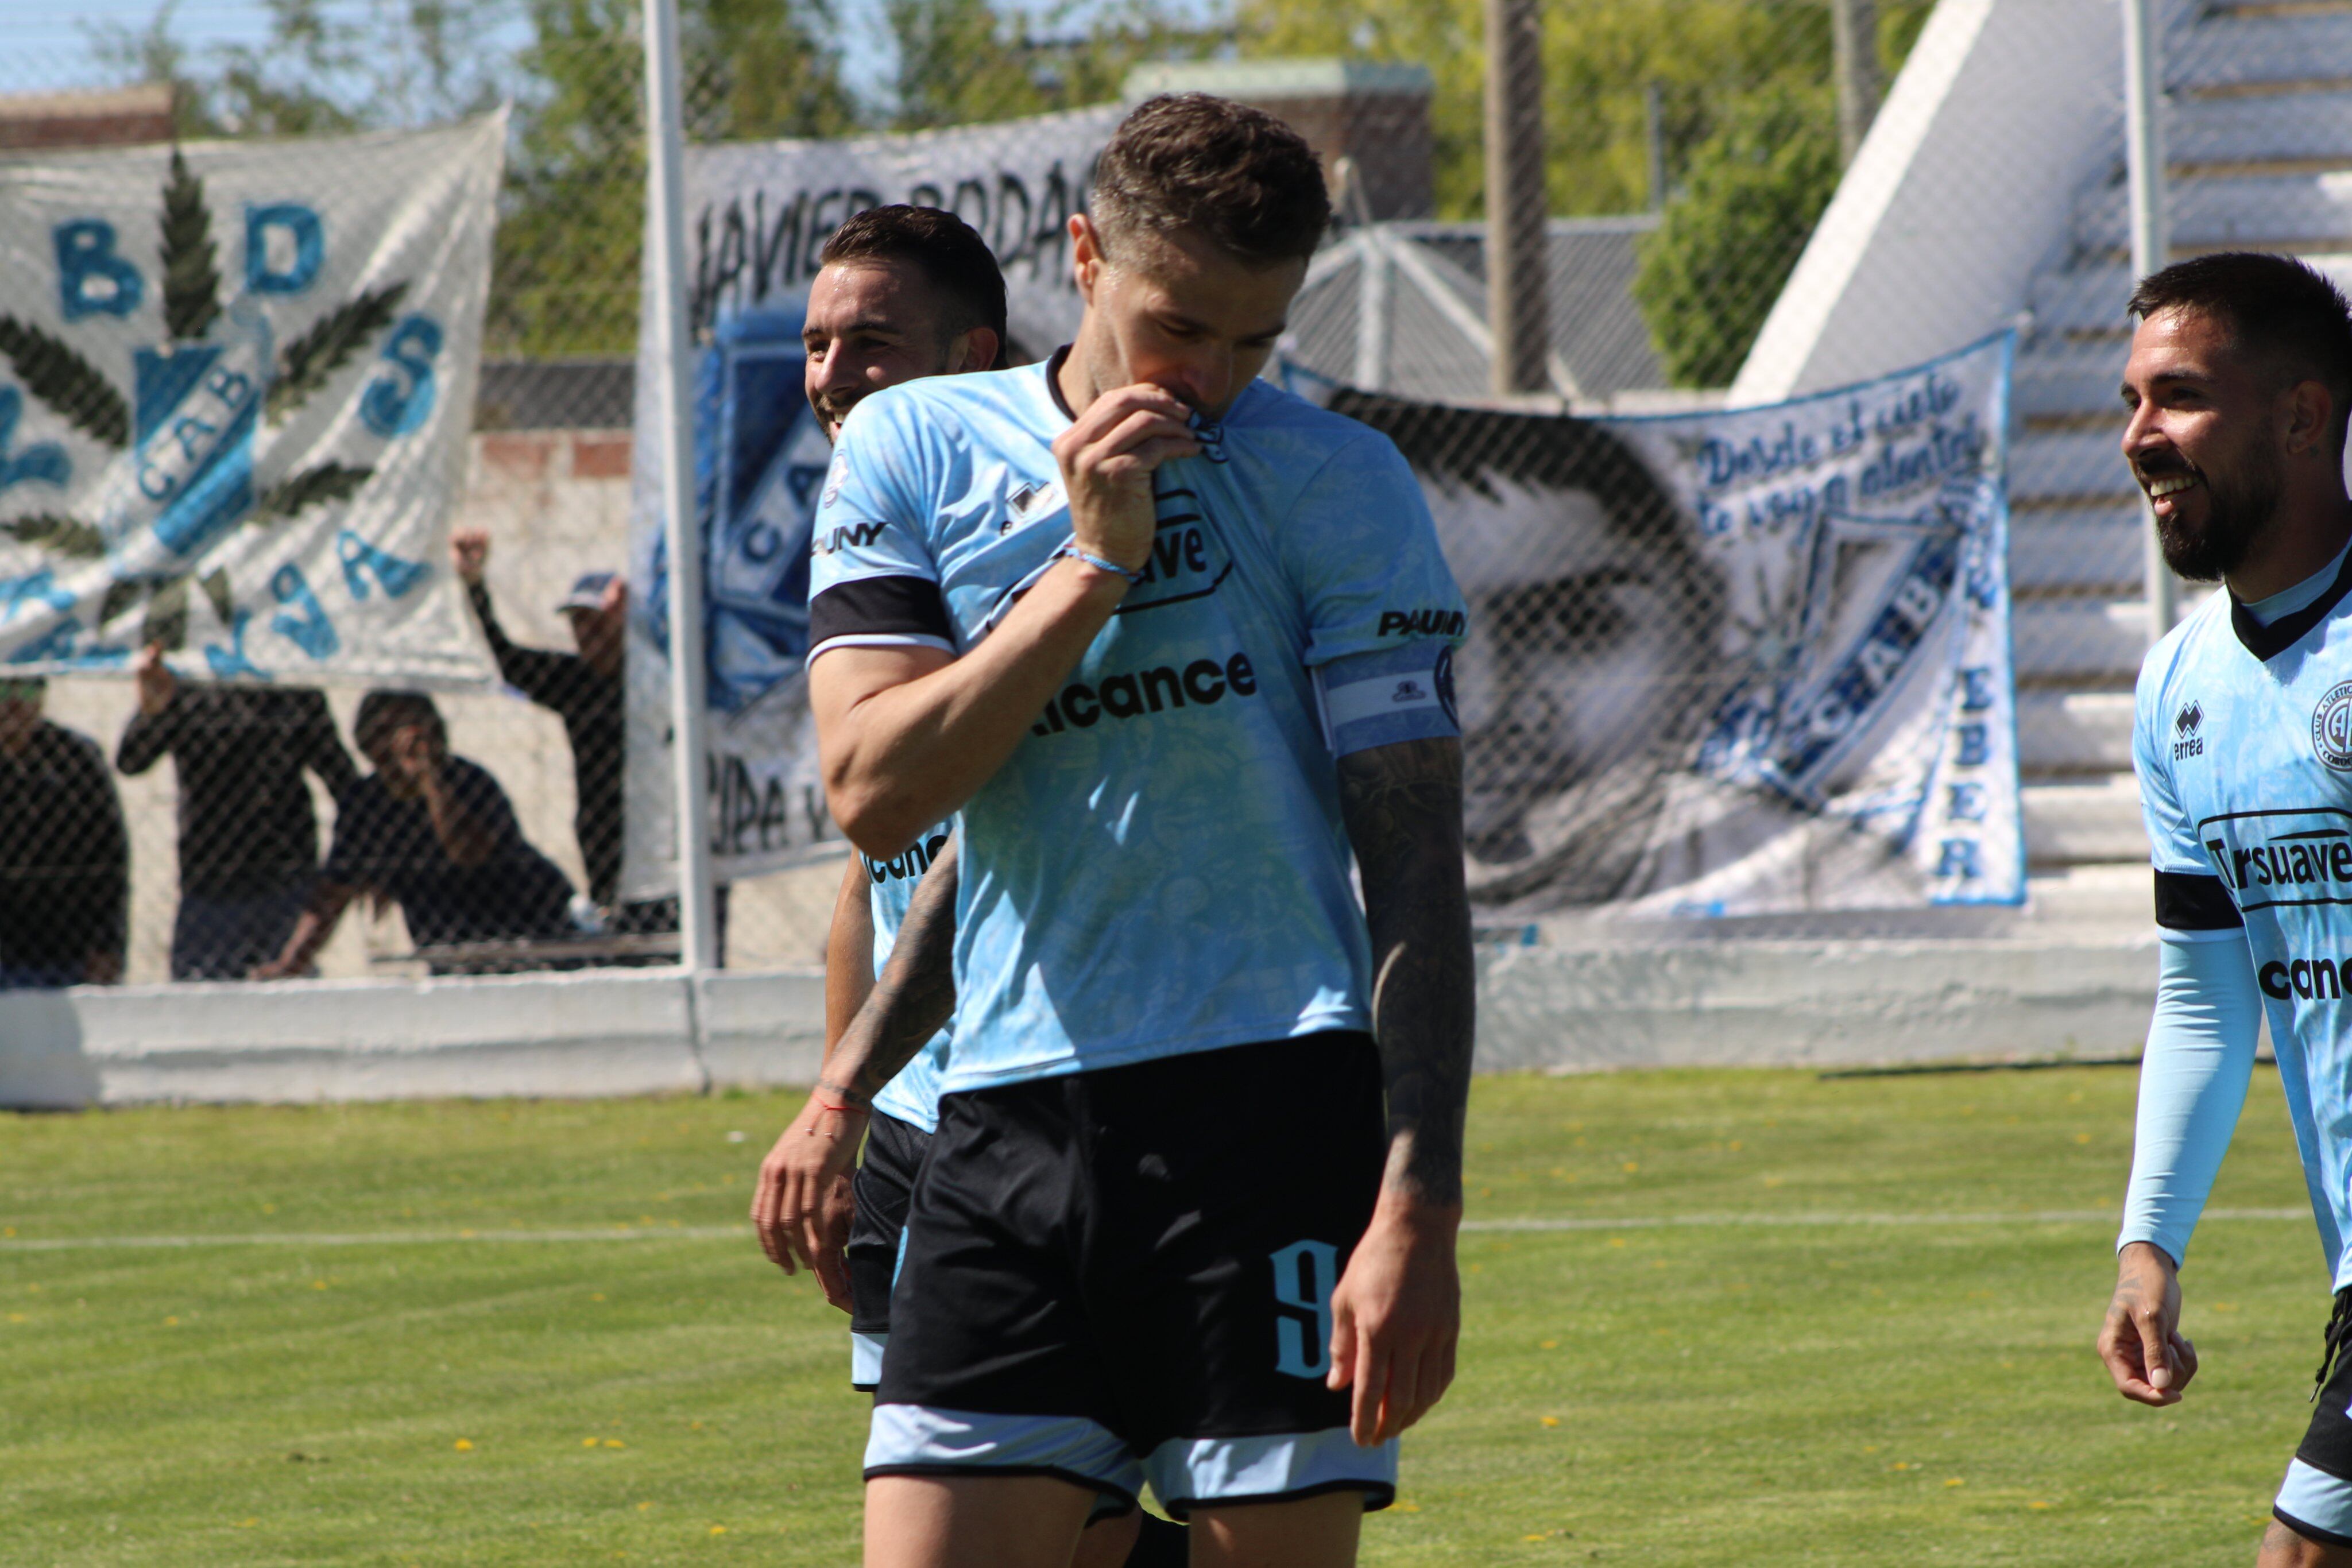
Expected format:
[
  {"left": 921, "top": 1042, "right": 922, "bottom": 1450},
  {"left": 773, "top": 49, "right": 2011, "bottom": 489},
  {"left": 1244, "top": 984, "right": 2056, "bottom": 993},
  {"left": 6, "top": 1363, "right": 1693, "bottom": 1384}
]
[{"left": 2009, "top": 0, "right": 2352, "bottom": 882}]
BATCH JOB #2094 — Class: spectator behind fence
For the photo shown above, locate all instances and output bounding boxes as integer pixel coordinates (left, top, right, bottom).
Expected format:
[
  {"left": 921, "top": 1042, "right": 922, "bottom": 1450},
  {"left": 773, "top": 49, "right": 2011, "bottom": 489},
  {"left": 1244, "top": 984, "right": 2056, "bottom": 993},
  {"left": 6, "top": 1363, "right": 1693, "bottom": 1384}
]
[
  {"left": 254, "top": 691, "right": 575, "bottom": 978},
  {"left": 115, "top": 644, "right": 359, "bottom": 980},
  {"left": 0, "top": 675, "right": 126, "bottom": 988},
  {"left": 449, "top": 531, "right": 639, "bottom": 909}
]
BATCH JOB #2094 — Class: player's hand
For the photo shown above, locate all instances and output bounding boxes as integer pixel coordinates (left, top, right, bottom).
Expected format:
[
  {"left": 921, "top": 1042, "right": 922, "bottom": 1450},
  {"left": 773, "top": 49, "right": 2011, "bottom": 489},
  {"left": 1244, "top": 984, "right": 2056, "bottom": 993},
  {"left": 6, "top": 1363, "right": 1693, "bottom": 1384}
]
[
  {"left": 2099, "top": 1240, "right": 2199, "bottom": 1406},
  {"left": 1050, "top": 382, "right": 1198, "bottom": 573},
  {"left": 750, "top": 1091, "right": 866, "bottom": 1309},
  {"left": 450, "top": 527, "right": 489, "bottom": 584},
  {"left": 132, "top": 641, "right": 177, "bottom": 717},
  {"left": 1328, "top": 1191, "right": 1461, "bottom": 1446}
]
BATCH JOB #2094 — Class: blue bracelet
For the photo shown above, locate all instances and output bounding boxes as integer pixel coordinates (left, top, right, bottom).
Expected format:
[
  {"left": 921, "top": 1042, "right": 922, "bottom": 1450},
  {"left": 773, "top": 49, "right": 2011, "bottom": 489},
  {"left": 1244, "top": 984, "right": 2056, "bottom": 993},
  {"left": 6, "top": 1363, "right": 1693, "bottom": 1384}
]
[{"left": 1055, "top": 543, "right": 1146, "bottom": 584}]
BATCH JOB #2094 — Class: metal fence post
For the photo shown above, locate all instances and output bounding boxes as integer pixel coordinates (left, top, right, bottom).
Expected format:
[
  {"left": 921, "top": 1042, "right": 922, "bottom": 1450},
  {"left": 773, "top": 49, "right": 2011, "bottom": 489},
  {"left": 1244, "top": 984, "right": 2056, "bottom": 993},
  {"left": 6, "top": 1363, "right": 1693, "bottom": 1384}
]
[
  {"left": 1484, "top": 0, "right": 1549, "bottom": 398},
  {"left": 2123, "top": 0, "right": 2176, "bottom": 641},
  {"left": 641, "top": 0, "right": 720, "bottom": 993}
]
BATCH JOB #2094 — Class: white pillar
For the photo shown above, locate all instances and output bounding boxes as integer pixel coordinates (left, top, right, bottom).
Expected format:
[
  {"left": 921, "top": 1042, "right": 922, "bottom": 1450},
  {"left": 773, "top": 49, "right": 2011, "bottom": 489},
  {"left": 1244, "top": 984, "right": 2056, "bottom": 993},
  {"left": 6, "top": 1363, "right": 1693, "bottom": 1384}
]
[
  {"left": 2123, "top": 0, "right": 2177, "bottom": 641},
  {"left": 641, "top": 0, "right": 719, "bottom": 978}
]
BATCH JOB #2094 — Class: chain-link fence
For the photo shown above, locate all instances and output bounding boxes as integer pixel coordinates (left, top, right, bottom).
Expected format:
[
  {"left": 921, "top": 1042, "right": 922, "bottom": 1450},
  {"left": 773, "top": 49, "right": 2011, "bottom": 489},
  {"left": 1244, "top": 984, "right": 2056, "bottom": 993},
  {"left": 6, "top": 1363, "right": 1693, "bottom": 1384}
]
[{"left": 6, "top": 0, "right": 2310, "bottom": 990}]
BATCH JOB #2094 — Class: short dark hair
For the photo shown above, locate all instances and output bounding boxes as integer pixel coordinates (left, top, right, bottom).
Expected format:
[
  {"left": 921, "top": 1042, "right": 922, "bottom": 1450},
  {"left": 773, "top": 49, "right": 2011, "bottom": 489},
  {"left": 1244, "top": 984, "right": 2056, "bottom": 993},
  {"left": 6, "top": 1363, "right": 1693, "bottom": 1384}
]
[
  {"left": 2129, "top": 251, "right": 2352, "bottom": 451},
  {"left": 1090, "top": 94, "right": 1330, "bottom": 268},
  {"left": 818, "top": 205, "right": 1008, "bottom": 352},
  {"left": 354, "top": 690, "right": 441, "bottom": 756}
]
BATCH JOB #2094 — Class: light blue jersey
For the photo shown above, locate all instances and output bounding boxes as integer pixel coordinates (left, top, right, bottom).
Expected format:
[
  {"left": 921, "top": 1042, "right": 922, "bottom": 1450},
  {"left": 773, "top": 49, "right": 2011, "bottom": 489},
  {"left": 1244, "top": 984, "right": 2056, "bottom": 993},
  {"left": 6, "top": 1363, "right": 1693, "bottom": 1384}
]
[
  {"left": 862, "top": 824, "right": 954, "bottom": 1133},
  {"left": 807, "top": 353, "right": 1466, "bottom": 1094},
  {"left": 2131, "top": 543, "right": 2352, "bottom": 1287}
]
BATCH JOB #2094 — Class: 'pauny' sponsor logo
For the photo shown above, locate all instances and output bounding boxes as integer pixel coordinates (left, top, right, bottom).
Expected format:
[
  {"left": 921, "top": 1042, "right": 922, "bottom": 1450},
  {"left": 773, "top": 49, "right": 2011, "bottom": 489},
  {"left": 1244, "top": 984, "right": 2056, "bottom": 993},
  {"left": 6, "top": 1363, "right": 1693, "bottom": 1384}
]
[
  {"left": 1377, "top": 608, "right": 1468, "bottom": 638},
  {"left": 1031, "top": 652, "right": 1258, "bottom": 735},
  {"left": 2173, "top": 700, "right": 2203, "bottom": 761},
  {"left": 814, "top": 519, "right": 888, "bottom": 556}
]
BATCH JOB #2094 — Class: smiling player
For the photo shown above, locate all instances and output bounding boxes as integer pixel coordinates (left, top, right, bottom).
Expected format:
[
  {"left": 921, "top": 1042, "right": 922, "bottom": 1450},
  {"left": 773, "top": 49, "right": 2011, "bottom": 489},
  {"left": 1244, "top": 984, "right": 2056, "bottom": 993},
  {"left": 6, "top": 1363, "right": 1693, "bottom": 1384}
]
[{"left": 2095, "top": 251, "right": 2352, "bottom": 1567}]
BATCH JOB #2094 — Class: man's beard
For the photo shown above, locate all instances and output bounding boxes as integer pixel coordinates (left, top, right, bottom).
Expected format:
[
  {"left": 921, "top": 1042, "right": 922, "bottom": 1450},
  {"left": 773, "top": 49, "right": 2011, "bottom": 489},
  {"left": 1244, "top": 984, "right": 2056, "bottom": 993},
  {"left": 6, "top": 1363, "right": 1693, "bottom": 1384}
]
[{"left": 2152, "top": 447, "right": 2284, "bottom": 582}]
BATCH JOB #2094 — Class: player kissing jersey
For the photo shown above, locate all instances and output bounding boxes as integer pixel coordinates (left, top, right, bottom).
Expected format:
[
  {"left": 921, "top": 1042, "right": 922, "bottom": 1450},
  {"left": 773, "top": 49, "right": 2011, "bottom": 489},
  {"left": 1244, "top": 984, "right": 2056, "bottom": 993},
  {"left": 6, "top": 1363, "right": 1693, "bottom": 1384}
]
[
  {"left": 807, "top": 350, "right": 1467, "bottom": 1090},
  {"left": 2133, "top": 540, "right": 2352, "bottom": 1284}
]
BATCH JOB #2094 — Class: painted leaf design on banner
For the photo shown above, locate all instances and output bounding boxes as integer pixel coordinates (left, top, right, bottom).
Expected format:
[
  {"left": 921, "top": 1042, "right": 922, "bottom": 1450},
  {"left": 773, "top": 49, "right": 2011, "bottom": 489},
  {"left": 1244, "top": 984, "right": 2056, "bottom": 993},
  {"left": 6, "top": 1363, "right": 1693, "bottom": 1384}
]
[
  {"left": 1, "top": 514, "right": 106, "bottom": 558},
  {"left": 161, "top": 149, "right": 223, "bottom": 344},
  {"left": 267, "top": 282, "right": 408, "bottom": 424},
  {"left": 0, "top": 316, "right": 130, "bottom": 450},
  {"left": 250, "top": 462, "right": 376, "bottom": 523}
]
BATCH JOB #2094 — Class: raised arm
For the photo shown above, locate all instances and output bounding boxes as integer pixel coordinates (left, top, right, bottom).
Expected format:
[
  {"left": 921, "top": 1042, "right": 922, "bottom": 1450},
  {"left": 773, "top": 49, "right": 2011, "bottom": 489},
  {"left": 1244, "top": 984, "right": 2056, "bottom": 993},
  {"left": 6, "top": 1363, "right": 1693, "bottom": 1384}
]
[
  {"left": 755, "top": 838, "right": 961, "bottom": 1286},
  {"left": 1326, "top": 735, "right": 1475, "bottom": 1446}
]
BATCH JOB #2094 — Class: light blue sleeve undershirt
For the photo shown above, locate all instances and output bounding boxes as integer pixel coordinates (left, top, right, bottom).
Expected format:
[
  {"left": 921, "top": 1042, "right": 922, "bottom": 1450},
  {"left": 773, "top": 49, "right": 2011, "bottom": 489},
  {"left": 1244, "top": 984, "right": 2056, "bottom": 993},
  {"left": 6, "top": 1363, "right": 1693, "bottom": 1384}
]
[{"left": 2117, "top": 932, "right": 2262, "bottom": 1267}]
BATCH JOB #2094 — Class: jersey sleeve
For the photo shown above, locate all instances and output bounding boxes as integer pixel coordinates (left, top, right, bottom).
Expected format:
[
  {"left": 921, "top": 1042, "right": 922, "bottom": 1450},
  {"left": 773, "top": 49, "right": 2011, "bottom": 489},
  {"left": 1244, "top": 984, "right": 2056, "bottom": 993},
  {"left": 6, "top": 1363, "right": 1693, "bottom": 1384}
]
[
  {"left": 1282, "top": 433, "right": 1469, "bottom": 756},
  {"left": 806, "top": 393, "right": 954, "bottom": 664},
  {"left": 2132, "top": 646, "right": 2243, "bottom": 940}
]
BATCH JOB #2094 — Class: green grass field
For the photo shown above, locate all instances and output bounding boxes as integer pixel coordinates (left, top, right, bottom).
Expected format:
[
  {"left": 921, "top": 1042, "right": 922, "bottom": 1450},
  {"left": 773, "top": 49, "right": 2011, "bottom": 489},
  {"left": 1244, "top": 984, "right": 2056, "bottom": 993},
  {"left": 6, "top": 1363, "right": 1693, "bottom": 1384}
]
[{"left": 0, "top": 1064, "right": 2325, "bottom": 1566}]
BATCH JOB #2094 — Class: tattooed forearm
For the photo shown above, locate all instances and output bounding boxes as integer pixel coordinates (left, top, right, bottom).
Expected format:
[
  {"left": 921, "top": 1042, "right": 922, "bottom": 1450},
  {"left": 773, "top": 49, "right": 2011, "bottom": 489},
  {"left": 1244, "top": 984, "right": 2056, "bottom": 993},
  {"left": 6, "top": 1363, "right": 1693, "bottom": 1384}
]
[
  {"left": 1337, "top": 736, "right": 1476, "bottom": 1209},
  {"left": 823, "top": 837, "right": 961, "bottom": 1105}
]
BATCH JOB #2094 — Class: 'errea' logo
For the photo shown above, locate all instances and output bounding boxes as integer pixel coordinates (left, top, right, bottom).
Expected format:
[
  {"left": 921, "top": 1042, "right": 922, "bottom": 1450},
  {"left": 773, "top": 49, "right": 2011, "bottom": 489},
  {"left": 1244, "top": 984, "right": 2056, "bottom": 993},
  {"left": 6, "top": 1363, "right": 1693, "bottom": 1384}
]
[{"left": 2173, "top": 700, "right": 2204, "bottom": 761}]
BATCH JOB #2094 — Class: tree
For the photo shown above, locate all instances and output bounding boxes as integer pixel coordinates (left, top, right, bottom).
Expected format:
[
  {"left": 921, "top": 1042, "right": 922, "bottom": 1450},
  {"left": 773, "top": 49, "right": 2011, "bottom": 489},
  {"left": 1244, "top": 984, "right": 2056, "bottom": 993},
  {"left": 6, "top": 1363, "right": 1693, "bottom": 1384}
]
[
  {"left": 888, "top": 0, "right": 1217, "bottom": 131},
  {"left": 1631, "top": 83, "right": 1840, "bottom": 386}
]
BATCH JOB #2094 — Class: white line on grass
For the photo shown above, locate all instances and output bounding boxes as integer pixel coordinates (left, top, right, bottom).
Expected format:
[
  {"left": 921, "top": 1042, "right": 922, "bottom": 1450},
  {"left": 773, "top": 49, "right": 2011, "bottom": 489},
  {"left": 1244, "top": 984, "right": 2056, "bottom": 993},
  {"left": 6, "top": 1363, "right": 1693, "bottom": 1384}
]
[{"left": 0, "top": 1209, "right": 2309, "bottom": 1251}]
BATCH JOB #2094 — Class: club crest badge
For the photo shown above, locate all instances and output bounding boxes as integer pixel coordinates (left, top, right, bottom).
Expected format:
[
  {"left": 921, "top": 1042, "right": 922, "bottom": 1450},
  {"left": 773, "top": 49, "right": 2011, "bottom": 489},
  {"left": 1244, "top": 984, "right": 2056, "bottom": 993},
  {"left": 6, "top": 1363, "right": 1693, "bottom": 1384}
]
[{"left": 2314, "top": 682, "right": 2352, "bottom": 772}]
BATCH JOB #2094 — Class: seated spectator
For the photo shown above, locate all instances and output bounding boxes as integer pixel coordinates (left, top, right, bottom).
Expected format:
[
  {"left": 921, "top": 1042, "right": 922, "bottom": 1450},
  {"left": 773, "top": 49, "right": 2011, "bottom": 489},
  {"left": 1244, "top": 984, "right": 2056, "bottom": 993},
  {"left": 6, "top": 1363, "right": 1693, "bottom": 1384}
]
[
  {"left": 254, "top": 691, "right": 575, "bottom": 977},
  {"left": 117, "top": 643, "right": 357, "bottom": 980},
  {"left": 0, "top": 675, "right": 126, "bottom": 988}
]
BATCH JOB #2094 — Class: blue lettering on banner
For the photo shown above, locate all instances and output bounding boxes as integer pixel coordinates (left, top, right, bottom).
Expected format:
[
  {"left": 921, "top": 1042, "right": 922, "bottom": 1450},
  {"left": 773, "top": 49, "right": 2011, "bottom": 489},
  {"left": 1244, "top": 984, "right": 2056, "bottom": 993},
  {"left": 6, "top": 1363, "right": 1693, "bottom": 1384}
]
[
  {"left": 8, "top": 617, "right": 80, "bottom": 663},
  {"left": 1935, "top": 839, "right": 1984, "bottom": 881},
  {"left": 243, "top": 203, "right": 324, "bottom": 295},
  {"left": 1, "top": 570, "right": 75, "bottom": 623},
  {"left": 269, "top": 563, "right": 339, "bottom": 660},
  {"left": 1956, "top": 723, "right": 1990, "bottom": 768},
  {"left": 53, "top": 220, "right": 144, "bottom": 320},
  {"left": 202, "top": 610, "right": 268, "bottom": 679},
  {"left": 0, "top": 388, "right": 69, "bottom": 492},
  {"left": 1270, "top": 1240, "right": 1339, "bottom": 1380},
  {"left": 336, "top": 531, "right": 428, "bottom": 600},
  {"left": 361, "top": 316, "right": 442, "bottom": 437},
  {"left": 1945, "top": 782, "right": 1987, "bottom": 823},
  {"left": 1958, "top": 666, "right": 1996, "bottom": 713},
  {"left": 1770, "top": 532, "right": 1959, "bottom": 785}
]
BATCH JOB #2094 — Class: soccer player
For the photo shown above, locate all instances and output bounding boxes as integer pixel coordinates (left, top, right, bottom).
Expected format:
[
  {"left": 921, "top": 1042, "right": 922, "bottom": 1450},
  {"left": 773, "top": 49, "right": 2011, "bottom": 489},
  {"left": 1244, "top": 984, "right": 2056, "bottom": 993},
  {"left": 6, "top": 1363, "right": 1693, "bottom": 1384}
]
[
  {"left": 751, "top": 208, "right": 1180, "bottom": 1566},
  {"left": 760, "top": 94, "right": 1473, "bottom": 1567},
  {"left": 2097, "top": 251, "right": 2352, "bottom": 1566}
]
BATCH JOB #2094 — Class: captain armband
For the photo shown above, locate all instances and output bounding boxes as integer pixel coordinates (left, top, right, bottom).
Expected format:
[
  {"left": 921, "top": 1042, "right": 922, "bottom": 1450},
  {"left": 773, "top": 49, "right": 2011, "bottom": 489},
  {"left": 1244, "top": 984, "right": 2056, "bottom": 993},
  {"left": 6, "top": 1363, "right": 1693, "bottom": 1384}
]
[
  {"left": 1314, "top": 642, "right": 1462, "bottom": 757},
  {"left": 2154, "top": 869, "right": 2245, "bottom": 937}
]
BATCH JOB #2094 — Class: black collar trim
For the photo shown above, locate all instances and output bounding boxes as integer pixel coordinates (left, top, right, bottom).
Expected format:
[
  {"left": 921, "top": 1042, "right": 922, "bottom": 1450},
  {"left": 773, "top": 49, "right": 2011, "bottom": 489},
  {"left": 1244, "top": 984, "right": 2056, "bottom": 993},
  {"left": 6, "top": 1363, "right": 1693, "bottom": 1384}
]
[
  {"left": 2231, "top": 544, "right": 2352, "bottom": 661},
  {"left": 1044, "top": 344, "right": 1079, "bottom": 424}
]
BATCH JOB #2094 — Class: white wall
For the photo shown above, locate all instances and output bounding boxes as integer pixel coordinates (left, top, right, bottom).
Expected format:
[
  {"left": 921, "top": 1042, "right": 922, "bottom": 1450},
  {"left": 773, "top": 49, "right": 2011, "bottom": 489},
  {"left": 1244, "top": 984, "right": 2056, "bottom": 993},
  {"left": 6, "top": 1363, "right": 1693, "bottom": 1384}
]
[{"left": 1730, "top": 0, "right": 2120, "bottom": 404}]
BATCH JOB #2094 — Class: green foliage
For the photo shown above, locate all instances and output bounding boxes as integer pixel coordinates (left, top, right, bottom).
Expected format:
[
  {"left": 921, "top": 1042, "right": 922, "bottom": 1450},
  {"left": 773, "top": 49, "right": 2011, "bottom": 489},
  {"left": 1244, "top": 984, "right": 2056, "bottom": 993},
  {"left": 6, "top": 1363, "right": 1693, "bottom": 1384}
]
[
  {"left": 250, "top": 462, "right": 377, "bottom": 522},
  {"left": 267, "top": 282, "right": 409, "bottom": 424},
  {"left": 160, "top": 148, "right": 222, "bottom": 343},
  {"left": 888, "top": 0, "right": 1214, "bottom": 131},
  {"left": 0, "top": 318, "right": 130, "bottom": 450},
  {"left": 1633, "top": 84, "right": 1841, "bottom": 386},
  {"left": 1, "top": 514, "right": 107, "bottom": 559}
]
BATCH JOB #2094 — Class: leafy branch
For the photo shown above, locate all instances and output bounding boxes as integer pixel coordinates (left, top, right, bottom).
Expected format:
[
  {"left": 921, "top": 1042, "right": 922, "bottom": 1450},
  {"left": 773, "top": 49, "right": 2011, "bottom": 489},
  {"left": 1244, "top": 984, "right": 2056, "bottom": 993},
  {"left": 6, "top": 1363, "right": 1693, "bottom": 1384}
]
[
  {"left": 0, "top": 318, "right": 130, "bottom": 449},
  {"left": 250, "top": 462, "right": 374, "bottom": 521},
  {"left": 161, "top": 147, "right": 223, "bottom": 343},
  {"left": 2, "top": 513, "right": 107, "bottom": 558},
  {"left": 267, "top": 282, "right": 408, "bottom": 423}
]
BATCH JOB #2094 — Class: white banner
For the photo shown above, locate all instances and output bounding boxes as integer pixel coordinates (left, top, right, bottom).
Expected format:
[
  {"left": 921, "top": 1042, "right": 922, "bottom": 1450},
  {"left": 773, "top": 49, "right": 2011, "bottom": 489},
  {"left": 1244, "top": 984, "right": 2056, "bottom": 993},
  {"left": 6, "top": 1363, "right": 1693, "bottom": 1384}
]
[
  {"left": 624, "top": 106, "right": 1123, "bottom": 895},
  {"left": 0, "top": 115, "right": 504, "bottom": 683},
  {"left": 1326, "top": 331, "right": 2021, "bottom": 918}
]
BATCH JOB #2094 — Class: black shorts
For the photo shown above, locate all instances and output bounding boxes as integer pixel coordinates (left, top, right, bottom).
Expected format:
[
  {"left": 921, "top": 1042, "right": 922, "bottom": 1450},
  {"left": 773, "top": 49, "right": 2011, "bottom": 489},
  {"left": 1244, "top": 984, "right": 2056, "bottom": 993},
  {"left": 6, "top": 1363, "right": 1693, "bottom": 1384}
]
[
  {"left": 862, "top": 1032, "right": 1397, "bottom": 1518},
  {"left": 2278, "top": 1289, "right": 2352, "bottom": 1547},
  {"left": 847, "top": 1109, "right": 930, "bottom": 1391}
]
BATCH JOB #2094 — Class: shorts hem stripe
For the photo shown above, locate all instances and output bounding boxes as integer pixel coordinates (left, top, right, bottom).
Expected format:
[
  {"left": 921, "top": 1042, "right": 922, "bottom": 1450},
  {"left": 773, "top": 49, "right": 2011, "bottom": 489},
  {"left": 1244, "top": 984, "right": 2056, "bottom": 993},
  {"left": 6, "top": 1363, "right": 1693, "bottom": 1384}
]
[
  {"left": 2276, "top": 1505, "right": 2352, "bottom": 1550},
  {"left": 1162, "top": 1478, "right": 1396, "bottom": 1521},
  {"left": 863, "top": 1462, "right": 1138, "bottom": 1508}
]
